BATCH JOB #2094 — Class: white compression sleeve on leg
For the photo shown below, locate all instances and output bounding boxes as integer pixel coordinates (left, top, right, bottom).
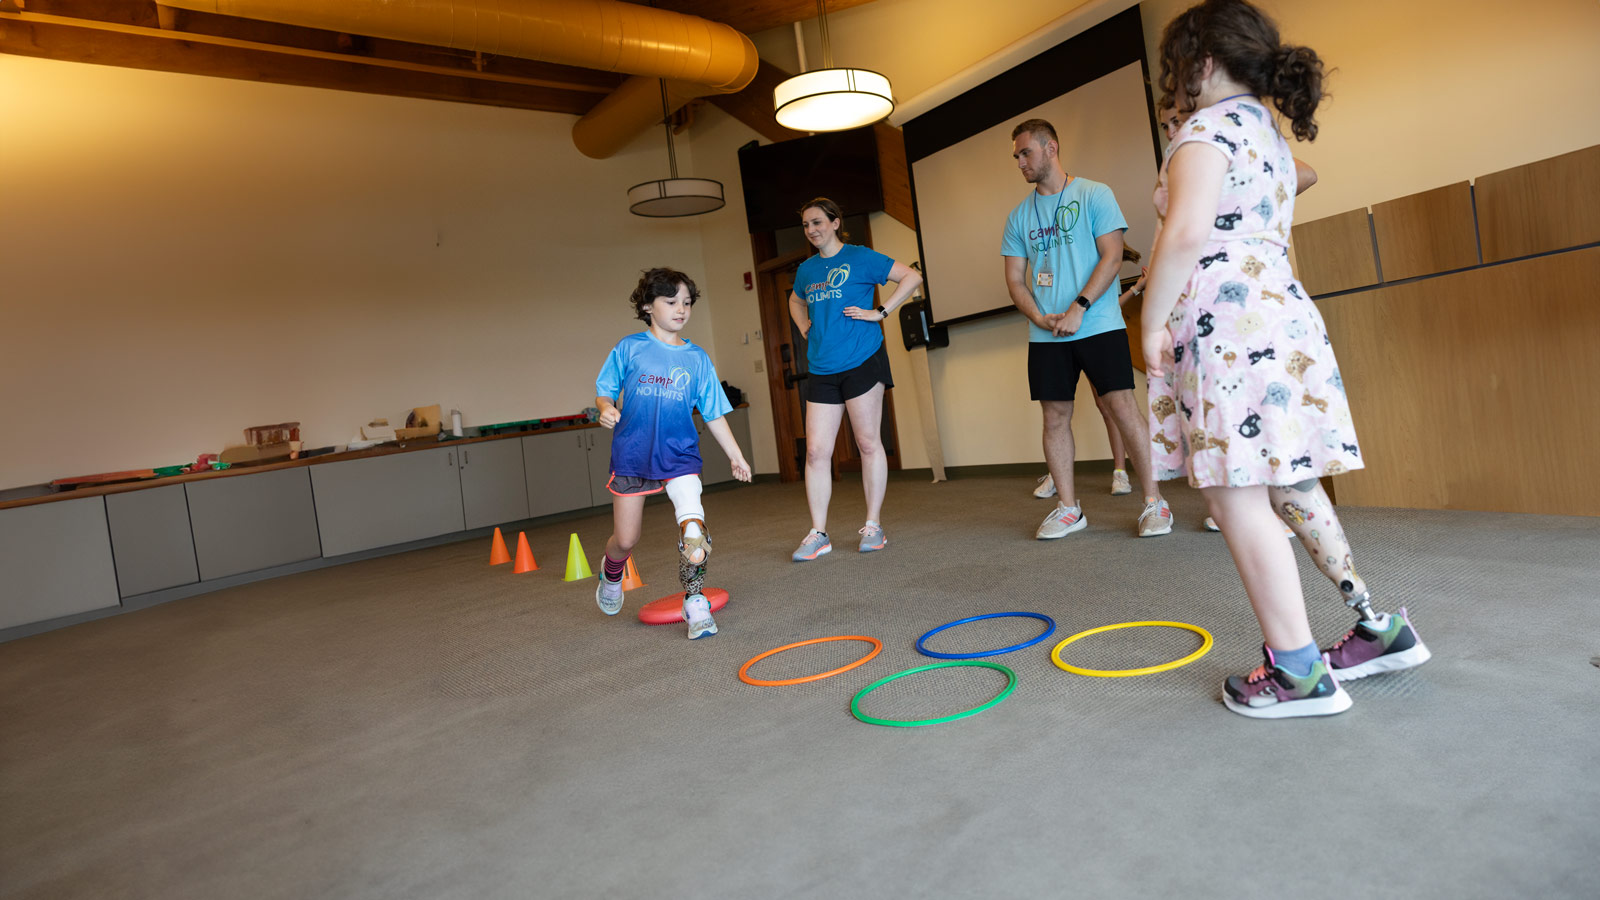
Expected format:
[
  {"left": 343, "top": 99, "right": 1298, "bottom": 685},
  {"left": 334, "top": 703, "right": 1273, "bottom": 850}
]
[{"left": 665, "top": 474, "right": 704, "bottom": 524}]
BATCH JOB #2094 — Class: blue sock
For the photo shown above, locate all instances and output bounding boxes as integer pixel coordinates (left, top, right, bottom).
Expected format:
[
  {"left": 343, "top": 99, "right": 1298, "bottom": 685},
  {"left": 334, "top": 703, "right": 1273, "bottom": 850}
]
[{"left": 1271, "top": 642, "right": 1321, "bottom": 678}]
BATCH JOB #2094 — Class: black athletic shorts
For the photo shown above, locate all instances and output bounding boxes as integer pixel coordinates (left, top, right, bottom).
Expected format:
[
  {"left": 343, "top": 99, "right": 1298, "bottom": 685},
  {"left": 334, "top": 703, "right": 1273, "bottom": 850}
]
[
  {"left": 807, "top": 342, "right": 894, "bottom": 404},
  {"left": 1027, "top": 329, "right": 1136, "bottom": 401}
]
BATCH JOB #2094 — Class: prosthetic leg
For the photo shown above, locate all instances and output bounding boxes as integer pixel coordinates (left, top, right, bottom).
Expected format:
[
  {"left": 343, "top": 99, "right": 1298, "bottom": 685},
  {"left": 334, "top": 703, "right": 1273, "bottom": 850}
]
[{"left": 1268, "top": 478, "right": 1378, "bottom": 622}]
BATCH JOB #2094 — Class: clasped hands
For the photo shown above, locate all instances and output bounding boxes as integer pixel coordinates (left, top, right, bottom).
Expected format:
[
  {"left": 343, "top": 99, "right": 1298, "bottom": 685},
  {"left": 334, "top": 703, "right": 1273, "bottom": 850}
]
[{"left": 1040, "top": 305, "right": 1085, "bottom": 337}]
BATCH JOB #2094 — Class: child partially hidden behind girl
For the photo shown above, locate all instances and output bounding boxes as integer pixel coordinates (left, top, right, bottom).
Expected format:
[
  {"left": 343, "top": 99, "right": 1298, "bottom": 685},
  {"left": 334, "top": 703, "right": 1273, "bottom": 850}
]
[{"left": 594, "top": 268, "right": 751, "bottom": 639}]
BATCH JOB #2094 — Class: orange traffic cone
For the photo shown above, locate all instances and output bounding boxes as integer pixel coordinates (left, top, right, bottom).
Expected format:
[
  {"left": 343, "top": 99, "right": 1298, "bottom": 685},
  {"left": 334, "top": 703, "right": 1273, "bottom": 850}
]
[
  {"left": 513, "top": 532, "right": 539, "bottom": 574},
  {"left": 620, "top": 556, "right": 645, "bottom": 591},
  {"left": 489, "top": 527, "right": 512, "bottom": 566}
]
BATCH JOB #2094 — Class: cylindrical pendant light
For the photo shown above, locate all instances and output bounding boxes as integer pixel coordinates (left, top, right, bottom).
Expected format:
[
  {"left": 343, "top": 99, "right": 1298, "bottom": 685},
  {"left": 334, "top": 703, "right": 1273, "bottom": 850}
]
[
  {"left": 773, "top": 1, "right": 894, "bottom": 133},
  {"left": 631, "top": 79, "right": 725, "bottom": 217}
]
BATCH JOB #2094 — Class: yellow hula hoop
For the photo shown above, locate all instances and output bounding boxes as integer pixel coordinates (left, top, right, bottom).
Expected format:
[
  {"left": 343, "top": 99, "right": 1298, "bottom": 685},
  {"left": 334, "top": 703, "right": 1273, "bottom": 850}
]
[{"left": 1051, "top": 620, "right": 1213, "bottom": 677}]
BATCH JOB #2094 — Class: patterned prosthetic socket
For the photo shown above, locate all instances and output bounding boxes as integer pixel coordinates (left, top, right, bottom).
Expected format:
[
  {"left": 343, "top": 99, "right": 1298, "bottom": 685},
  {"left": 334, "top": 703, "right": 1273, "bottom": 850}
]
[
  {"left": 1268, "top": 479, "right": 1378, "bottom": 622},
  {"left": 678, "top": 557, "right": 707, "bottom": 600}
]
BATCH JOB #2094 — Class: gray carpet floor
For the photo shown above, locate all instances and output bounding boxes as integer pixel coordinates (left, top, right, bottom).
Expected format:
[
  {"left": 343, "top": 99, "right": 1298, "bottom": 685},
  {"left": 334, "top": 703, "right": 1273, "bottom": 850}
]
[{"left": 3, "top": 470, "right": 1598, "bottom": 900}]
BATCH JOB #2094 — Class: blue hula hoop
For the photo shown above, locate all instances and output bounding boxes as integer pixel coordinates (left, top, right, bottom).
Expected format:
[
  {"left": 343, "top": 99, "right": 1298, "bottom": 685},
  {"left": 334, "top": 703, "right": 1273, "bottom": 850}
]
[{"left": 915, "top": 612, "right": 1057, "bottom": 659}]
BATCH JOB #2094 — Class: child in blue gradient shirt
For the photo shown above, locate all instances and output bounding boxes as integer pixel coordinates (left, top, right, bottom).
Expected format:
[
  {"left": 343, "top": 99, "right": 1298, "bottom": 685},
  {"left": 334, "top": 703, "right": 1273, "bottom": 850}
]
[{"left": 593, "top": 268, "right": 751, "bottom": 639}]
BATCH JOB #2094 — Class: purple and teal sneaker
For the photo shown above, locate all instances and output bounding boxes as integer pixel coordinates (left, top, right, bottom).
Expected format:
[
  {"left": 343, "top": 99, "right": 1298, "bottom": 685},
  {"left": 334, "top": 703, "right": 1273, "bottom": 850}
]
[
  {"left": 1222, "top": 646, "right": 1352, "bottom": 719},
  {"left": 1324, "top": 607, "right": 1431, "bottom": 681}
]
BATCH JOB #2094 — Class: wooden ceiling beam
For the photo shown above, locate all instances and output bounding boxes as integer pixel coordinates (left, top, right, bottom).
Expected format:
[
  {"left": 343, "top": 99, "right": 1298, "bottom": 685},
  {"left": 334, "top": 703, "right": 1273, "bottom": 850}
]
[
  {"left": 1, "top": 12, "right": 608, "bottom": 115},
  {"left": 705, "top": 59, "right": 808, "bottom": 143}
]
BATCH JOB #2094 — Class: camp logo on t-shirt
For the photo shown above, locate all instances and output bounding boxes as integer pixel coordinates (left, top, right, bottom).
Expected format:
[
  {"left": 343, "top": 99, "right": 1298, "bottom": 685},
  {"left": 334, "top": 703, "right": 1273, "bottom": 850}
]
[
  {"left": 635, "top": 366, "right": 692, "bottom": 400},
  {"left": 803, "top": 262, "right": 853, "bottom": 304},
  {"left": 1029, "top": 201, "right": 1082, "bottom": 251}
]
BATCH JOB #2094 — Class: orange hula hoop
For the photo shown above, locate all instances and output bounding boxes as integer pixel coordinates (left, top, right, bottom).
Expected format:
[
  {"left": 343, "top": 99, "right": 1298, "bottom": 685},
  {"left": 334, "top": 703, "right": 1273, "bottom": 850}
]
[{"left": 738, "top": 635, "right": 884, "bottom": 686}]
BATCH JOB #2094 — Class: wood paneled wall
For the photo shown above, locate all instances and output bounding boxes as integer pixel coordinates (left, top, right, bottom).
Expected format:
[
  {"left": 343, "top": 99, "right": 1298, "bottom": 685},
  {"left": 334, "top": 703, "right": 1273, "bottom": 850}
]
[
  {"left": 1371, "top": 182, "right": 1479, "bottom": 280},
  {"left": 1318, "top": 247, "right": 1600, "bottom": 516},
  {"left": 1475, "top": 145, "right": 1600, "bottom": 263},
  {"left": 1292, "top": 145, "right": 1599, "bottom": 516},
  {"left": 1290, "top": 209, "right": 1378, "bottom": 295}
]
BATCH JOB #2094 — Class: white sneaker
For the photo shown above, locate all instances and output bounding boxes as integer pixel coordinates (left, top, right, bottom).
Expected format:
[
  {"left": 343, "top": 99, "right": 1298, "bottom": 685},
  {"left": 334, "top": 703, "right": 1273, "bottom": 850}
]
[
  {"left": 1110, "top": 469, "right": 1132, "bottom": 495},
  {"left": 684, "top": 593, "right": 718, "bottom": 640},
  {"left": 1036, "top": 503, "right": 1087, "bottom": 540},
  {"left": 1204, "top": 516, "right": 1221, "bottom": 532},
  {"left": 1138, "top": 499, "right": 1173, "bottom": 537},
  {"left": 1033, "top": 474, "right": 1057, "bottom": 499},
  {"left": 596, "top": 576, "right": 624, "bottom": 616}
]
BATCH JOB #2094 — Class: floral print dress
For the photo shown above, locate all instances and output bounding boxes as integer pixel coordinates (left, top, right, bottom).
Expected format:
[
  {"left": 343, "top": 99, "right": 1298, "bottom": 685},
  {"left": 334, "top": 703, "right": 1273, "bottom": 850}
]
[{"left": 1148, "top": 97, "right": 1363, "bottom": 488}]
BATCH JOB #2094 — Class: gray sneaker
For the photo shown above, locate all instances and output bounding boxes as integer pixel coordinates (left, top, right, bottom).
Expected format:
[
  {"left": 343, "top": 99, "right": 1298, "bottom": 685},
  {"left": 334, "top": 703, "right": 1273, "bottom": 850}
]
[
  {"left": 1036, "top": 503, "right": 1087, "bottom": 540},
  {"left": 1033, "top": 474, "right": 1057, "bottom": 498},
  {"left": 595, "top": 575, "right": 624, "bottom": 616},
  {"left": 1110, "top": 469, "right": 1133, "bottom": 495},
  {"left": 858, "top": 522, "right": 887, "bottom": 552},
  {"left": 792, "top": 529, "right": 832, "bottom": 561},
  {"left": 1138, "top": 499, "right": 1173, "bottom": 537},
  {"left": 684, "top": 593, "right": 718, "bottom": 639}
]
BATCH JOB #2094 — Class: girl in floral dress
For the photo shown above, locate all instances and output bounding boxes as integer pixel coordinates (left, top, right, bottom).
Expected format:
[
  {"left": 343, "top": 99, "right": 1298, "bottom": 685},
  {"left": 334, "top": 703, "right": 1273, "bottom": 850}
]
[{"left": 1141, "top": 0, "right": 1430, "bottom": 718}]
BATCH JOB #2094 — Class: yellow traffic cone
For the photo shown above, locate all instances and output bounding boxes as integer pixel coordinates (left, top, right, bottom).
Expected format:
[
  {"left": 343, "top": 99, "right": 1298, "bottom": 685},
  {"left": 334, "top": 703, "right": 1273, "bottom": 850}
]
[{"left": 563, "top": 533, "right": 595, "bottom": 581}]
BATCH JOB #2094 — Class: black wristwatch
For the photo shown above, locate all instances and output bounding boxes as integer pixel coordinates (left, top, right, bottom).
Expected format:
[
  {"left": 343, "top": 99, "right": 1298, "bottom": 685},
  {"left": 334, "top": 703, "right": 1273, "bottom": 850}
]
[
  {"left": 874, "top": 305, "right": 887, "bottom": 321},
  {"left": 1074, "top": 295, "right": 1092, "bottom": 309}
]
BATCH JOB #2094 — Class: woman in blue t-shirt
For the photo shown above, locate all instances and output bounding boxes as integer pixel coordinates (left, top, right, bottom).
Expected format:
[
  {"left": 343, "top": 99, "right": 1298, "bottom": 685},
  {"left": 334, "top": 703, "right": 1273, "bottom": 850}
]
[{"left": 786, "top": 197, "right": 923, "bottom": 561}]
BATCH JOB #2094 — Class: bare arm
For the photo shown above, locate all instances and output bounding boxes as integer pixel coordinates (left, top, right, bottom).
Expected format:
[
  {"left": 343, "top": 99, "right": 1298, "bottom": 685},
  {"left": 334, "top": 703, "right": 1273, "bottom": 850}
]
[
  {"left": 1141, "top": 143, "right": 1230, "bottom": 376},
  {"left": 844, "top": 260, "right": 923, "bottom": 322},
  {"left": 1293, "top": 158, "right": 1317, "bottom": 195},
  {"left": 703, "top": 416, "right": 751, "bottom": 482},
  {"left": 788, "top": 291, "right": 811, "bottom": 339},
  {"left": 1004, "top": 255, "right": 1054, "bottom": 330}
]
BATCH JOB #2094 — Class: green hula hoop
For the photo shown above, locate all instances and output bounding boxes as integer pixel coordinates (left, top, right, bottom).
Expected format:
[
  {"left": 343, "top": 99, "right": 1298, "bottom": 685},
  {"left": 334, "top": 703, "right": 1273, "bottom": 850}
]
[{"left": 850, "top": 660, "right": 1017, "bottom": 727}]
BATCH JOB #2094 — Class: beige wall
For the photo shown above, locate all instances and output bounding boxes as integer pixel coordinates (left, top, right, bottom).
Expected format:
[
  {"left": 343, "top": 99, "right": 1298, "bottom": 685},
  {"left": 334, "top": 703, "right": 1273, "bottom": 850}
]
[
  {"left": 1137, "top": 0, "right": 1600, "bottom": 223},
  {"left": 8, "top": 0, "right": 1596, "bottom": 488},
  {"left": 0, "top": 54, "right": 745, "bottom": 488}
]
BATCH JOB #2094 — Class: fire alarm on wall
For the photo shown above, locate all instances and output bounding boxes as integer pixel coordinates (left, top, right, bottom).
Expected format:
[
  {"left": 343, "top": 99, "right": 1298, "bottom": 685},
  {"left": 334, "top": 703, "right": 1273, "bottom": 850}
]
[{"left": 743, "top": 272, "right": 753, "bottom": 290}]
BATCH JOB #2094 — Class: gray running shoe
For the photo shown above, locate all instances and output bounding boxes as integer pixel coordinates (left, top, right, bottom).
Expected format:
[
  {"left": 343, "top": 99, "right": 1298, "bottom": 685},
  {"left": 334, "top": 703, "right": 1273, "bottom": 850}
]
[
  {"left": 1110, "top": 469, "right": 1133, "bottom": 495},
  {"left": 1033, "top": 474, "right": 1057, "bottom": 498},
  {"left": 1036, "top": 504, "right": 1087, "bottom": 540},
  {"left": 858, "top": 522, "right": 887, "bottom": 552},
  {"left": 792, "top": 529, "right": 832, "bottom": 561},
  {"left": 1138, "top": 499, "right": 1173, "bottom": 537}
]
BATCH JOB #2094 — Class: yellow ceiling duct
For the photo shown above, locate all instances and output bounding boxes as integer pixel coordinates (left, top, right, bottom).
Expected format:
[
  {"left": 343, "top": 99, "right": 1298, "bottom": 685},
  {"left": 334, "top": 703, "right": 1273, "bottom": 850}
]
[{"left": 156, "top": 0, "right": 759, "bottom": 157}]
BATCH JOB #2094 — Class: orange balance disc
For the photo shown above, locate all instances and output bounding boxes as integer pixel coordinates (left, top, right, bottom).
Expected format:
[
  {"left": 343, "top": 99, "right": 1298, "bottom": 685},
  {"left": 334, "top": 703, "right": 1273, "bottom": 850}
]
[
  {"left": 637, "top": 588, "right": 729, "bottom": 625},
  {"left": 738, "top": 636, "right": 883, "bottom": 686}
]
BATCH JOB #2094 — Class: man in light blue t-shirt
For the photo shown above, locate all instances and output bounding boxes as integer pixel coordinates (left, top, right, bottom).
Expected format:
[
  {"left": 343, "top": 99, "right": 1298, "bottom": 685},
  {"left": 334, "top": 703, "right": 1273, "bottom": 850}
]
[{"left": 1002, "top": 118, "right": 1170, "bottom": 541}]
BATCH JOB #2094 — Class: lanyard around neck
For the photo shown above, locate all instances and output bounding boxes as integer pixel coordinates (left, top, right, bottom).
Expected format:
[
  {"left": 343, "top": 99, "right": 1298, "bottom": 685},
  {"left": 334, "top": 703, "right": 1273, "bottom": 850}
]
[{"left": 1032, "top": 178, "right": 1070, "bottom": 246}]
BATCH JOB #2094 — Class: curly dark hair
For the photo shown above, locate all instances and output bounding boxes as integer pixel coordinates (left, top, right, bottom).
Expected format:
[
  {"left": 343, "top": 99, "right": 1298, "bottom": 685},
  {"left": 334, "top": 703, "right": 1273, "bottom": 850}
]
[
  {"left": 1157, "top": 0, "right": 1326, "bottom": 141},
  {"left": 630, "top": 267, "right": 699, "bottom": 324}
]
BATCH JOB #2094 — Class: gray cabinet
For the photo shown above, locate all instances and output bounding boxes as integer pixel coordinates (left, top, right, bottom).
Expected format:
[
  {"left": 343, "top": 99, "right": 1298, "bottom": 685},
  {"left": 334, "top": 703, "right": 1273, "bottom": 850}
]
[
  {"left": 0, "top": 497, "right": 120, "bottom": 630},
  {"left": 187, "top": 467, "right": 322, "bottom": 580},
  {"left": 585, "top": 428, "right": 613, "bottom": 505},
  {"left": 106, "top": 484, "right": 198, "bottom": 597},
  {"left": 458, "top": 439, "right": 529, "bottom": 529},
  {"left": 523, "top": 430, "right": 600, "bottom": 516},
  {"left": 311, "top": 446, "right": 466, "bottom": 557}
]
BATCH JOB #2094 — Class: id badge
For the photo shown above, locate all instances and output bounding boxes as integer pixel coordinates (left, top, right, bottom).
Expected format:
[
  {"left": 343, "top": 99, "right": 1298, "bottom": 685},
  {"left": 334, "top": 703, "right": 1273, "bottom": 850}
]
[{"left": 1035, "top": 257, "right": 1054, "bottom": 288}]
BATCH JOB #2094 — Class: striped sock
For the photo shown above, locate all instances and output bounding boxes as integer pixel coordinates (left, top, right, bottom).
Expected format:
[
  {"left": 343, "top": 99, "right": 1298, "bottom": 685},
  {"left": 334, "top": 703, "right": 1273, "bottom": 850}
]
[{"left": 602, "top": 553, "right": 627, "bottom": 583}]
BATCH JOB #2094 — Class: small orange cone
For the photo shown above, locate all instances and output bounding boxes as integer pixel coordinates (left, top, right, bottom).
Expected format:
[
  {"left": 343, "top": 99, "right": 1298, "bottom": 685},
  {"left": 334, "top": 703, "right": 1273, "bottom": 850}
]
[
  {"left": 620, "top": 556, "right": 645, "bottom": 591},
  {"left": 489, "top": 527, "right": 512, "bottom": 566},
  {"left": 512, "top": 532, "right": 539, "bottom": 574}
]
